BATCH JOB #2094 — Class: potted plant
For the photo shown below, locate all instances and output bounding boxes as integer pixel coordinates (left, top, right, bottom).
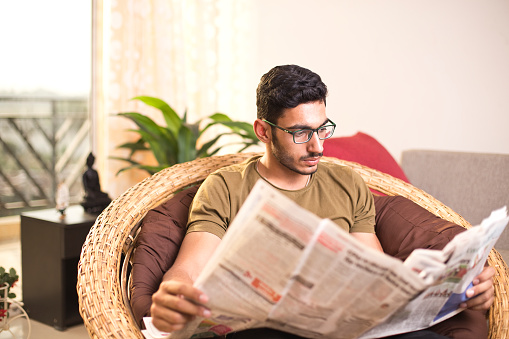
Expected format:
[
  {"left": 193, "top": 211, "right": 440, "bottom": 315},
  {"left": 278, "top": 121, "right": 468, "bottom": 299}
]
[
  {"left": 0, "top": 267, "right": 31, "bottom": 336},
  {"left": 113, "top": 96, "right": 260, "bottom": 175},
  {"left": 0, "top": 267, "right": 18, "bottom": 324}
]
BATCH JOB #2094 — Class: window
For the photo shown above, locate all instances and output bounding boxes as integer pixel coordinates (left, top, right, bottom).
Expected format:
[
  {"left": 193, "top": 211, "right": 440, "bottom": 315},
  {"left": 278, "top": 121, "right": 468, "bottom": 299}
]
[{"left": 0, "top": 1, "right": 92, "bottom": 216}]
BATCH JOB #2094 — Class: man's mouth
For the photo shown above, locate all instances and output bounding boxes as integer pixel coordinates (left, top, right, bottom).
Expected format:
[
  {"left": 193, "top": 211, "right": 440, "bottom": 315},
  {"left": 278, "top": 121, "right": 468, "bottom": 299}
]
[{"left": 302, "top": 154, "right": 322, "bottom": 166}]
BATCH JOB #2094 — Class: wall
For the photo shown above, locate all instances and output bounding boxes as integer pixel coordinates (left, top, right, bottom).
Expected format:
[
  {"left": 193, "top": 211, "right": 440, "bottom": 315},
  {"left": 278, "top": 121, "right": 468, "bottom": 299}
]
[{"left": 251, "top": 0, "right": 509, "bottom": 161}]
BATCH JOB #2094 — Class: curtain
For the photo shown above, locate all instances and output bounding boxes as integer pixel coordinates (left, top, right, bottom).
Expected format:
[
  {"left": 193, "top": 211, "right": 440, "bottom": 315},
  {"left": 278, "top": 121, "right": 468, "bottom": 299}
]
[{"left": 93, "top": 0, "right": 256, "bottom": 198}]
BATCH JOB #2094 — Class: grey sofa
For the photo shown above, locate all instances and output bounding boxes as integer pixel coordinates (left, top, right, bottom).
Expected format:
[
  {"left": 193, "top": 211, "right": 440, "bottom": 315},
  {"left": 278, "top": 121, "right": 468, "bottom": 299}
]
[{"left": 401, "top": 150, "right": 509, "bottom": 262}]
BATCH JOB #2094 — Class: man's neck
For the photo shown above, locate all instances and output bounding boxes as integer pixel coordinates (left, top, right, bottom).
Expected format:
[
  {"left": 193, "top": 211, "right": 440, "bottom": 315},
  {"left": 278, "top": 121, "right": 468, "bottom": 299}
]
[{"left": 257, "top": 155, "right": 311, "bottom": 190}]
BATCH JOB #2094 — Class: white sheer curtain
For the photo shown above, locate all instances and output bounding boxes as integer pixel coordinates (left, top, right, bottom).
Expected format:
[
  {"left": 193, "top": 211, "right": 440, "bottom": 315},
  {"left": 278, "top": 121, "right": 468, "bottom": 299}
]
[{"left": 93, "top": 0, "right": 256, "bottom": 197}]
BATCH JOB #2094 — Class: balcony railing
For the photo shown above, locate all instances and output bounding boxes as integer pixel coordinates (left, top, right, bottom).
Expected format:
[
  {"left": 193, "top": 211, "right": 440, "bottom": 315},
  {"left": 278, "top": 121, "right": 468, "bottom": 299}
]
[{"left": 0, "top": 96, "right": 90, "bottom": 217}]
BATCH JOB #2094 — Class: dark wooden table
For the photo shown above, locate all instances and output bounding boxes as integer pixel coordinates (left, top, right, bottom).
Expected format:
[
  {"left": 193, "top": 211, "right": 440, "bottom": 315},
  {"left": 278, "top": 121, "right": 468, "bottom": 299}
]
[{"left": 21, "top": 205, "right": 97, "bottom": 330}]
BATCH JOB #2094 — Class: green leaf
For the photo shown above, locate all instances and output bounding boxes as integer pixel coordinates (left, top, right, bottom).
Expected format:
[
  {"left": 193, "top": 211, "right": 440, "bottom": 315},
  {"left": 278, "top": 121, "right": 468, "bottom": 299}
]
[
  {"left": 184, "top": 121, "right": 201, "bottom": 140},
  {"left": 132, "top": 96, "right": 181, "bottom": 137},
  {"left": 182, "top": 108, "right": 188, "bottom": 123},
  {"left": 177, "top": 125, "right": 197, "bottom": 163},
  {"left": 111, "top": 154, "right": 165, "bottom": 176},
  {"left": 207, "top": 140, "right": 259, "bottom": 156},
  {"left": 116, "top": 141, "right": 148, "bottom": 151},
  {"left": 196, "top": 134, "right": 224, "bottom": 158},
  {"left": 116, "top": 139, "right": 149, "bottom": 157},
  {"left": 116, "top": 164, "right": 165, "bottom": 176},
  {"left": 135, "top": 128, "right": 177, "bottom": 166},
  {"left": 114, "top": 97, "right": 260, "bottom": 174},
  {"left": 110, "top": 156, "right": 143, "bottom": 166},
  {"left": 218, "top": 121, "right": 257, "bottom": 139},
  {"left": 117, "top": 112, "right": 164, "bottom": 140},
  {"left": 236, "top": 142, "right": 260, "bottom": 153},
  {"left": 8, "top": 292, "right": 16, "bottom": 299},
  {"left": 209, "top": 112, "right": 233, "bottom": 122}
]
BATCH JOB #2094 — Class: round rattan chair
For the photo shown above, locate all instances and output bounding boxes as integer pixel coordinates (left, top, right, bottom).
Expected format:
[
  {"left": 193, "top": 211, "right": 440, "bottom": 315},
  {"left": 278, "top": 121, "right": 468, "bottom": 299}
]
[{"left": 77, "top": 153, "right": 509, "bottom": 339}]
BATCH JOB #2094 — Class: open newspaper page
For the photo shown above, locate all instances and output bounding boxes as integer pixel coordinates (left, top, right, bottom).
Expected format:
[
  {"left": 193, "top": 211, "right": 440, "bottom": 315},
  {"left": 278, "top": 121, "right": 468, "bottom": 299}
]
[
  {"left": 147, "top": 180, "right": 508, "bottom": 339},
  {"left": 360, "top": 206, "right": 509, "bottom": 338},
  {"left": 169, "top": 180, "right": 428, "bottom": 339}
]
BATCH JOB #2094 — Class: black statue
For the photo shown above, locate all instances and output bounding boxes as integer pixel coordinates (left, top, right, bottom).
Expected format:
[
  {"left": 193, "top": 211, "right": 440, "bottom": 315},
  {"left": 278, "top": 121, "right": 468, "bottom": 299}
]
[{"left": 81, "top": 152, "right": 111, "bottom": 214}]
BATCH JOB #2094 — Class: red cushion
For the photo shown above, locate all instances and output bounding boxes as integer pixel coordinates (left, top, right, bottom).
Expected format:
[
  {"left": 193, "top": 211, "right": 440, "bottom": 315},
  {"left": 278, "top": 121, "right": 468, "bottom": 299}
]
[{"left": 323, "top": 132, "right": 409, "bottom": 183}]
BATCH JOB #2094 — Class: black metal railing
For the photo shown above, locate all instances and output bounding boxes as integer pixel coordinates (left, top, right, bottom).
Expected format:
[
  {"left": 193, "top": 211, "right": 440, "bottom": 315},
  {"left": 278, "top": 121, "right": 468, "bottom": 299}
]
[{"left": 0, "top": 96, "right": 90, "bottom": 217}]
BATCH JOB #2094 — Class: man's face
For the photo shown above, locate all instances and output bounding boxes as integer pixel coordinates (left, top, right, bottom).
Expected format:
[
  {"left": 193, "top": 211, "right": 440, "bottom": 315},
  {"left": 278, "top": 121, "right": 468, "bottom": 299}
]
[{"left": 270, "top": 101, "right": 328, "bottom": 176}]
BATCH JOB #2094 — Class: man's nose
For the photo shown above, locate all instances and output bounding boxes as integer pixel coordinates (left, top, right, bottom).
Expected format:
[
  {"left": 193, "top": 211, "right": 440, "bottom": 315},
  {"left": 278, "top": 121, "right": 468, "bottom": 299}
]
[{"left": 307, "top": 132, "right": 324, "bottom": 153}]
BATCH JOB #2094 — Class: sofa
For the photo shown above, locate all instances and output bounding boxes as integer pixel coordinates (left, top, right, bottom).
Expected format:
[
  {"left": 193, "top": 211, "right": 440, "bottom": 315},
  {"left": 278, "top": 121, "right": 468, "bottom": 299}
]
[{"left": 400, "top": 149, "right": 509, "bottom": 262}]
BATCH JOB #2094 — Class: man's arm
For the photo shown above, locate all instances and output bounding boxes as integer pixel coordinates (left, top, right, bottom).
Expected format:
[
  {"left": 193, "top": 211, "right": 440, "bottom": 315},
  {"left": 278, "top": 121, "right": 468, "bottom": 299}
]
[
  {"left": 350, "top": 232, "right": 384, "bottom": 252},
  {"left": 151, "top": 231, "right": 220, "bottom": 332}
]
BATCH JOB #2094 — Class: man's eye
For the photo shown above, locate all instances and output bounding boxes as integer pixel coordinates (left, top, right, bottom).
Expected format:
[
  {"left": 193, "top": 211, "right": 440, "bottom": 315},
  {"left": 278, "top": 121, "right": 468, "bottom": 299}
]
[{"left": 294, "top": 130, "right": 309, "bottom": 138}]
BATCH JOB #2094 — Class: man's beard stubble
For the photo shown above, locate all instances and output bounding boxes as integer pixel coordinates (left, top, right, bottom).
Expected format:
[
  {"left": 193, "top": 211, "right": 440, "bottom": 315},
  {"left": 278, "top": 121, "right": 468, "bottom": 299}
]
[{"left": 270, "top": 134, "right": 322, "bottom": 176}]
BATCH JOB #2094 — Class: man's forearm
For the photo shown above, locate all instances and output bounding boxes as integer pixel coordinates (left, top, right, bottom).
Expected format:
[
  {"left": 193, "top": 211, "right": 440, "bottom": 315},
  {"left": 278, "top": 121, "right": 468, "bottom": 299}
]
[{"left": 162, "top": 265, "right": 194, "bottom": 284}]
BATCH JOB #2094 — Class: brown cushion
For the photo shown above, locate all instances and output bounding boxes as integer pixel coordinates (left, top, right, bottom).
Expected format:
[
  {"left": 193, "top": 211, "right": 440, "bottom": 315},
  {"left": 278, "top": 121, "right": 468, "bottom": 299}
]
[
  {"left": 373, "top": 196, "right": 488, "bottom": 339},
  {"left": 130, "top": 185, "right": 199, "bottom": 326},
  {"left": 130, "top": 190, "right": 484, "bottom": 337},
  {"left": 373, "top": 195, "right": 466, "bottom": 261}
]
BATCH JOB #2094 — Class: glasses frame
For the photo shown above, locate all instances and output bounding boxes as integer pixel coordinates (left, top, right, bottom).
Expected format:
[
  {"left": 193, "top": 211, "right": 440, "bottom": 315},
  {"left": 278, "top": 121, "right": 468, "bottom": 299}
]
[{"left": 262, "top": 119, "right": 336, "bottom": 144}]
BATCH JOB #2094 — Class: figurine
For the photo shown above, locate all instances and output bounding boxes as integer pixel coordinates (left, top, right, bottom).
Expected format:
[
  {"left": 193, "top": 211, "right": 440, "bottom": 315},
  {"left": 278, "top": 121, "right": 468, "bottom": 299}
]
[
  {"left": 81, "top": 152, "right": 111, "bottom": 214},
  {"left": 56, "top": 181, "right": 69, "bottom": 219}
]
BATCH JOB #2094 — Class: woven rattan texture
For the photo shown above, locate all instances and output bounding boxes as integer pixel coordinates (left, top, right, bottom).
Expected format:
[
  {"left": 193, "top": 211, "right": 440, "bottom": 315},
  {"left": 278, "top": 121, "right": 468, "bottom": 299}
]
[{"left": 77, "top": 153, "right": 509, "bottom": 339}]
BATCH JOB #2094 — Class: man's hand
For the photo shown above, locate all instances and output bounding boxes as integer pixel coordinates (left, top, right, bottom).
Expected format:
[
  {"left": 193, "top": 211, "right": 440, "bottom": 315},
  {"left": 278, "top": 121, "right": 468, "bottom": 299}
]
[
  {"left": 460, "top": 266, "right": 495, "bottom": 311},
  {"left": 151, "top": 280, "right": 211, "bottom": 333},
  {"left": 150, "top": 232, "right": 221, "bottom": 332}
]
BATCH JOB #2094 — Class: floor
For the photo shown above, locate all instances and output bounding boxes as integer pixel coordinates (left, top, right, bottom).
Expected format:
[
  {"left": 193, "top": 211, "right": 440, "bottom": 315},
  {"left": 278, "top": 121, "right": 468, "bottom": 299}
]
[{"left": 0, "top": 239, "right": 89, "bottom": 339}]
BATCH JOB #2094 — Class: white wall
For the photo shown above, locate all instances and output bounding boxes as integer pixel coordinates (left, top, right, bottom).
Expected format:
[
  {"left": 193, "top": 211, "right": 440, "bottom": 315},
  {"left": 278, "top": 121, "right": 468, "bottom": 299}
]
[{"left": 251, "top": 0, "right": 509, "bottom": 161}]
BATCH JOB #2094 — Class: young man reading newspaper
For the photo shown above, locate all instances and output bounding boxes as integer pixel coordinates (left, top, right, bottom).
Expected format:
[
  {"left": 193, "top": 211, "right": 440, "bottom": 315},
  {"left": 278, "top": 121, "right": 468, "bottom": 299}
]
[{"left": 151, "top": 65, "right": 495, "bottom": 338}]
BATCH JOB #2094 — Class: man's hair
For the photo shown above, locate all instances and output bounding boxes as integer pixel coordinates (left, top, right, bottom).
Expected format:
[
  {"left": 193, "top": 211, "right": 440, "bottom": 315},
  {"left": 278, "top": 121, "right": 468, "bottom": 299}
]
[{"left": 256, "top": 64, "right": 328, "bottom": 122}]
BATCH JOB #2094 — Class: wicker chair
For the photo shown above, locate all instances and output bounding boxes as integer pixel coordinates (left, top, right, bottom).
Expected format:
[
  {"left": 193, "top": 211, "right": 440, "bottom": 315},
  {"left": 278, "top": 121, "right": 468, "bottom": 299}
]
[{"left": 77, "top": 153, "right": 509, "bottom": 339}]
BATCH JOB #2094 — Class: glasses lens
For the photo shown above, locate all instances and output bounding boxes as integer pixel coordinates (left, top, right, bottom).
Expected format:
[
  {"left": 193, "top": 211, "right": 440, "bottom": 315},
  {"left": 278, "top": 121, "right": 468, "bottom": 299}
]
[
  {"left": 292, "top": 125, "right": 336, "bottom": 143},
  {"left": 318, "top": 125, "right": 335, "bottom": 140},
  {"left": 293, "top": 130, "right": 312, "bottom": 143}
]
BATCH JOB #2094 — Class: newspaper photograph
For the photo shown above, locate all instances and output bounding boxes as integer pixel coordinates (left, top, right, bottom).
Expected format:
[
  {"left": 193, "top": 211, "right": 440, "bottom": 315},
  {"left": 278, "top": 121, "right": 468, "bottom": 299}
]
[{"left": 144, "top": 180, "right": 508, "bottom": 339}]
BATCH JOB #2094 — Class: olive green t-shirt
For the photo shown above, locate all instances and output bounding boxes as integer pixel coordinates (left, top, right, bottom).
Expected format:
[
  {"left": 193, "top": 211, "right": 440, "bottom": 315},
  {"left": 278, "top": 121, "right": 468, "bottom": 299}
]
[{"left": 187, "top": 155, "right": 375, "bottom": 239}]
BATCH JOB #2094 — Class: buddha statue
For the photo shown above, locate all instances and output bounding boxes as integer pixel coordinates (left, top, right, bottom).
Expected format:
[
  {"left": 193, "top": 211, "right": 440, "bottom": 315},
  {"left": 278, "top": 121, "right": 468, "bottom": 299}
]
[{"left": 81, "top": 152, "right": 111, "bottom": 214}]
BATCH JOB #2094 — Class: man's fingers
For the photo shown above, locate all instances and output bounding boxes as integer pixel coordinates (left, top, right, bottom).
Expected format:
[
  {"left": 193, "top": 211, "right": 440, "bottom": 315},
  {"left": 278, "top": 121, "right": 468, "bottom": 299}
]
[
  {"left": 160, "top": 280, "right": 209, "bottom": 305},
  {"left": 474, "top": 266, "right": 495, "bottom": 284},
  {"left": 461, "top": 282, "right": 495, "bottom": 311},
  {"left": 150, "top": 300, "right": 194, "bottom": 332},
  {"left": 464, "top": 291, "right": 494, "bottom": 311},
  {"left": 150, "top": 280, "right": 211, "bottom": 332}
]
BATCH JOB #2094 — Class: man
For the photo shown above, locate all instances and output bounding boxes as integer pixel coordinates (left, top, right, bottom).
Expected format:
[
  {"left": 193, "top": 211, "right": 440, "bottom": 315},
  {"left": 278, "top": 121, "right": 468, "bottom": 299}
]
[{"left": 151, "top": 65, "right": 494, "bottom": 338}]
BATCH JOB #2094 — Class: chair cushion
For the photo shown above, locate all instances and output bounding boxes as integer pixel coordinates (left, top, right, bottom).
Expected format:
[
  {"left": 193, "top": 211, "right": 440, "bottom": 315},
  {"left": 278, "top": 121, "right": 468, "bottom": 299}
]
[
  {"left": 130, "top": 185, "right": 199, "bottom": 326},
  {"left": 130, "top": 187, "right": 466, "bottom": 328},
  {"left": 323, "top": 132, "right": 410, "bottom": 183},
  {"left": 374, "top": 195, "right": 465, "bottom": 260}
]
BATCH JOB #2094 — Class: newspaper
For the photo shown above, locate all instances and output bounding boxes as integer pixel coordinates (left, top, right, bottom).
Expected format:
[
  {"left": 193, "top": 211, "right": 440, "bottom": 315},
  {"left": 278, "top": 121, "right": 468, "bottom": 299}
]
[{"left": 144, "top": 180, "right": 508, "bottom": 339}]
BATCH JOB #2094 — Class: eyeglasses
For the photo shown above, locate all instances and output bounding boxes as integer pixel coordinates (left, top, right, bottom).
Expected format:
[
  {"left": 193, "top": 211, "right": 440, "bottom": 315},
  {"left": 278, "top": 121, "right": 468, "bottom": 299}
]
[{"left": 263, "top": 119, "right": 336, "bottom": 144}]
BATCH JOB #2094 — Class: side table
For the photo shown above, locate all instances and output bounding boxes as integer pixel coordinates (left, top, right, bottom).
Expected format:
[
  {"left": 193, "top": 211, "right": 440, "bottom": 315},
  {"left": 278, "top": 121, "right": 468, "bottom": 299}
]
[{"left": 20, "top": 205, "right": 97, "bottom": 330}]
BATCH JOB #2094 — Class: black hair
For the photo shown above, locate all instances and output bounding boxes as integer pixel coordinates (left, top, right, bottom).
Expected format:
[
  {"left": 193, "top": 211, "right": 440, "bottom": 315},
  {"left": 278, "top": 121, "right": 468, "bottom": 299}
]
[{"left": 256, "top": 64, "right": 328, "bottom": 122}]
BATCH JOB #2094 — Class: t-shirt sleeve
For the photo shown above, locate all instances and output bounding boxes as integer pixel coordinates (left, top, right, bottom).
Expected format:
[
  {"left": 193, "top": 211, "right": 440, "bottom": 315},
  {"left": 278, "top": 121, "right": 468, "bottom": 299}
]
[
  {"left": 350, "top": 170, "right": 376, "bottom": 233},
  {"left": 186, "top": 173, "right": 230, "bottom": 239}
]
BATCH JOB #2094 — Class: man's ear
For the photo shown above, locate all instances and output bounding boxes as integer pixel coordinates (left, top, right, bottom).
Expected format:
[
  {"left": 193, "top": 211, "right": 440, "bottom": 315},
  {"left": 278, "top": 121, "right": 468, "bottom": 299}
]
[{"left": 253, "top": 119, "right": 271, "bottom": 144}]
